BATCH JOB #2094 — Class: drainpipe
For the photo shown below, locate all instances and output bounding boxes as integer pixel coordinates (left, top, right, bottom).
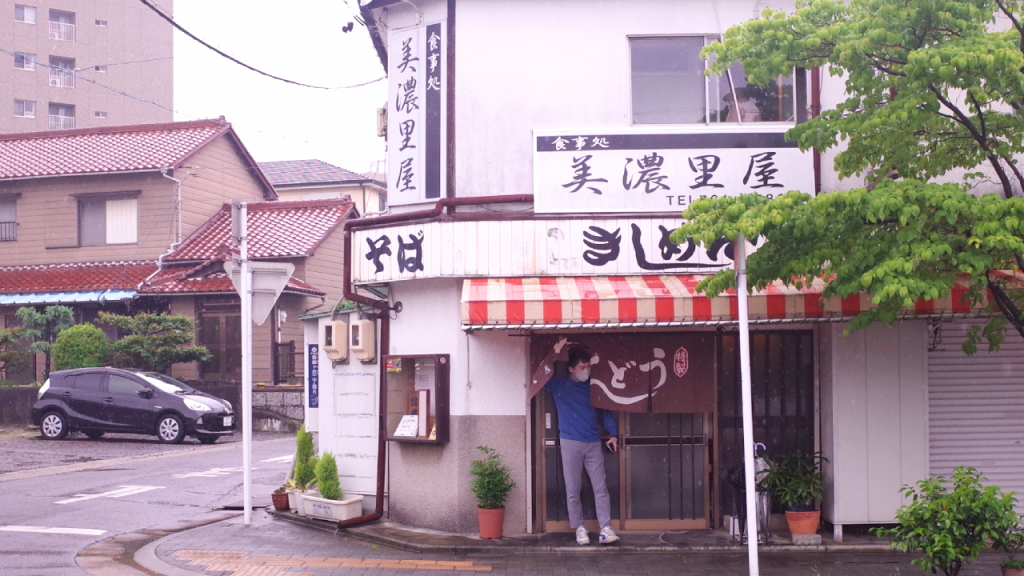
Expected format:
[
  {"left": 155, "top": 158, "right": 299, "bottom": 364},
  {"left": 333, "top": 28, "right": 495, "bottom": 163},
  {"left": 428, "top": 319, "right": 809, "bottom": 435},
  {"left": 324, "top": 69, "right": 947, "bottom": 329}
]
[
  {"left": 811, "top": 66, "right": 822, "bottom": 194},
  {"left": 159, "top": 167, "right": 183, "bottom": 245},
  {"left": 336, "top": 194, "right": 533, "bottom": 529}
]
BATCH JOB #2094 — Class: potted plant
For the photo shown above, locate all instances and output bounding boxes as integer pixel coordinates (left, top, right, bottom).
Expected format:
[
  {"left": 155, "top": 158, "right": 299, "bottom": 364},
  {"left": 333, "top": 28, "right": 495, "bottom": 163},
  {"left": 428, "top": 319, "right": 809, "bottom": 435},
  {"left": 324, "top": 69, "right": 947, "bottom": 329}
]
[
  {"left": 469, "top": 445, "right": 516, "bottom": 539},
  {"left": 271, "top": 486, "right": 290, "bottom": 511},
  {"left": 292, "top": 425, "right": 319, "bottom": 516},
  {"left": 300, "top": 451, "right": 365, "bottom": 521},
  {"left": 759, "top": 451, "right": 826, "bottom": 535},
  {"left": 997, "top": 527, "right": 1024, "bottom": 576},
  {"left": 873, "top": 467, "right": 1020, "bottom": 576}
]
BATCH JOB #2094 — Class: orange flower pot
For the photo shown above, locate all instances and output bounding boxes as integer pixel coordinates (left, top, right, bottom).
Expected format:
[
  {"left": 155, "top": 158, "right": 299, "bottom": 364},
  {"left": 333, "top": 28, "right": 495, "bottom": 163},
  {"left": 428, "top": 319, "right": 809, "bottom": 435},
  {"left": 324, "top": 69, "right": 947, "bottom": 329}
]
[
  {"left": 477, "top": 507, "right": 506, "bottom": 539},
  {"left": 1002, "top": 566, "right": 1024, "bottom": 576},
  {"left": 785, "top": 510, "right": 820, "bottom": 535}
]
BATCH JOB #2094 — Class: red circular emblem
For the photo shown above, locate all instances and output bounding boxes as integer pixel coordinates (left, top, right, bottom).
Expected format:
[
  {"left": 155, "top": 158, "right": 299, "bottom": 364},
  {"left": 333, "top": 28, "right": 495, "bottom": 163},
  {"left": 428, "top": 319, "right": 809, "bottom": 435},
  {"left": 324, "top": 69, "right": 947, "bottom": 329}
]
[{"left": 673, "top": 347, "right": 689, "bottom": 377}]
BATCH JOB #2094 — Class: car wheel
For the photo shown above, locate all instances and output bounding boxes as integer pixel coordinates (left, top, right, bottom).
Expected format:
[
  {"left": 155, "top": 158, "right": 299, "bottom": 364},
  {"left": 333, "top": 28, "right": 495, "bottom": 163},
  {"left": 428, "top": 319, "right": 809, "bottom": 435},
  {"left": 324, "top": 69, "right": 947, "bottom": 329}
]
[
  {"left": 197, "top": 435, "right": 218, "bottom": 445},
  {"left": 83, "top": 430, "right": 105, "bottom": 439},
  {"left": 40, "top": 411, "right": 69, "bottom": 440},
  {"left": 156, "top": 414, "right": 185, "bottom": 444}
]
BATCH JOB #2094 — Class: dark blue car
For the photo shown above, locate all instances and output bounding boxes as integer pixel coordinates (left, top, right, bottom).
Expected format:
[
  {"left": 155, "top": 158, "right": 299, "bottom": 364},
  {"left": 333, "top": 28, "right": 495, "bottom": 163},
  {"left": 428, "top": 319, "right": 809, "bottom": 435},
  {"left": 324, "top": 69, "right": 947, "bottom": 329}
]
[{"left": 32, "top": 367, "right": 235, "bottom": 444}]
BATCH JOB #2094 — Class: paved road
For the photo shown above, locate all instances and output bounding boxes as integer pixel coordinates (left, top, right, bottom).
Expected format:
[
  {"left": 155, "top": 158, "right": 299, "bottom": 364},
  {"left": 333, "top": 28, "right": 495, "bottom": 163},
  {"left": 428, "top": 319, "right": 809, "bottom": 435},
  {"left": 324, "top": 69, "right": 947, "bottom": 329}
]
[{"left": 0, "top": 430, "right": 295, "bottom": 576}]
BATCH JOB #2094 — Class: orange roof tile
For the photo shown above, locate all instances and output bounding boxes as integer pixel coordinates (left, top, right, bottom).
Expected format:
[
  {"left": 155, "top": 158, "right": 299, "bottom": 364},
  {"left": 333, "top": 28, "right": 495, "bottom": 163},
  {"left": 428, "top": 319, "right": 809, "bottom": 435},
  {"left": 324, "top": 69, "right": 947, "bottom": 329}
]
[{"left": 0, "top": 261, "right": 157, "bottom": 294}]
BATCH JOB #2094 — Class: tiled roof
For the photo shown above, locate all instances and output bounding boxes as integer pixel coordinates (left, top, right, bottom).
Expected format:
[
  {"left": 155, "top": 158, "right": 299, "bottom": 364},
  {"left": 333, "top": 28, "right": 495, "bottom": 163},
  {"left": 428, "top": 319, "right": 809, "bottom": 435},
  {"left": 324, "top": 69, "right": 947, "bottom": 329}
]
[
  {"left": 0, "top": 261, "right": 157, "bottom": 294},
  {"left": 165, "top": 198, "right": 355, "bottom": 262},
  {"left": 0, "top": 120, "right": 235, "bottom": 181},
  {"left": 258, "top": 159, "right": 371, "bottom": 187},
  {"left": 141, "top": 270, "right": 325, "bottom": 296}
]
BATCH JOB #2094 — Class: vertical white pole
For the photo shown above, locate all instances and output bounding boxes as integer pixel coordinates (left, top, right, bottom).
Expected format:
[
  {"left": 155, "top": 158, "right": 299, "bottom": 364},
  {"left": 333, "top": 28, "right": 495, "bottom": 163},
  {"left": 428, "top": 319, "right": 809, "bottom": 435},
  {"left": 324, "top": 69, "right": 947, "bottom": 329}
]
[
  {"left": 240, "top": 203, "right": 253, "bottom": 526},
  {"left": 736, "top": 233, "right": 760, "bottom": 576}
]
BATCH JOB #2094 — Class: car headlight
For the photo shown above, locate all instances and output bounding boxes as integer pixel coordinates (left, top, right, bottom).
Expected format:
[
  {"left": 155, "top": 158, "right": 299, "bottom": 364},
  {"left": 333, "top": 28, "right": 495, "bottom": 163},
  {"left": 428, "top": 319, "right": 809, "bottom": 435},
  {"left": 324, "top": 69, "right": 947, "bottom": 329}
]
[
  {"left": 221, "top": 399, "right": 232, "bottom": 411},
  {"left": 184, "top": 398, "right": 211, "bottom": 412}
]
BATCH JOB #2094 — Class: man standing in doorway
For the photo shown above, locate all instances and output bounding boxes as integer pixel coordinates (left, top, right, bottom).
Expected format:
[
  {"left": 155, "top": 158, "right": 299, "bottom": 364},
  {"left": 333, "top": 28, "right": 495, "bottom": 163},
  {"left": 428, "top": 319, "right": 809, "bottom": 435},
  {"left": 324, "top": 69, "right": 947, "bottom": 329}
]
[{"left": 545, "top": 345, "right": 620, "bottom": 545}]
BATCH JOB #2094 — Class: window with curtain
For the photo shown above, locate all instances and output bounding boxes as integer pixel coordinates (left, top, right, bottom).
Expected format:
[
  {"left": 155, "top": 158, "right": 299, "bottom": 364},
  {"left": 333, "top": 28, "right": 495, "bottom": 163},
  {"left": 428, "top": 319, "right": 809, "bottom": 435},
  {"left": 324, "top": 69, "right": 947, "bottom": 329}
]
[
  {"left": 630, "top": 36, "right": 798, "bottom": 125},
  {"left": 78, "top": 196, "right": 138, "bottom": 245}
]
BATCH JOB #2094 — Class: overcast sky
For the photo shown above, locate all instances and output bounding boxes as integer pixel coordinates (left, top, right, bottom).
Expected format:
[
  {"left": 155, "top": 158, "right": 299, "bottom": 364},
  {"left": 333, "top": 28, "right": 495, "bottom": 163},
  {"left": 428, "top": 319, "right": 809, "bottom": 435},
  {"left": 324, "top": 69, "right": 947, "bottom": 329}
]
[{"left": 171, "top": 0, "right": 388, "bottom": 176}]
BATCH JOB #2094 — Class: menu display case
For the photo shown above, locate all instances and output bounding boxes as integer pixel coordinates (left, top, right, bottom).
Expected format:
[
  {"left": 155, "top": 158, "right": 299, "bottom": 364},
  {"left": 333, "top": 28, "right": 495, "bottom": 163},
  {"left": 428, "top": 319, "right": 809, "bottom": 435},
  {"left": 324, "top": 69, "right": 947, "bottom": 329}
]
[{"left": 384, "top": 354, "right": 449, "bottom": 444}]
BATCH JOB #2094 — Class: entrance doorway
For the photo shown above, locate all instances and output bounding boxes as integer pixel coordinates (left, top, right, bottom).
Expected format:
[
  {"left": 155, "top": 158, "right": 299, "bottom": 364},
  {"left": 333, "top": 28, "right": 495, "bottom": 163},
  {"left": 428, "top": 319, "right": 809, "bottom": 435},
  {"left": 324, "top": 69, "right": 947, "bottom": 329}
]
[{"left": 532, "top": 330, "right": 815, "bottom": 531}]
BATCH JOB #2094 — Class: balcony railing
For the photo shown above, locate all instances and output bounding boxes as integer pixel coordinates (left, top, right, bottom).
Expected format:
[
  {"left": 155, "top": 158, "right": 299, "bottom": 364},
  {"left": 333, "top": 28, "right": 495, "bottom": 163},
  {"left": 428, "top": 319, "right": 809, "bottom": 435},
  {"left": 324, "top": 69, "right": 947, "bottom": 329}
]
[
  {"left": 48, "top": 69, "right": 75, "bottom": 88},
  {"left": 49, "top": 115, "right": 75, "bottom": 130},
  {"left": 0, "top": 222, "right": 17, "bottom": 241},
  {"left": 48, "top": 21, "right": 75, "bottom": 41}
]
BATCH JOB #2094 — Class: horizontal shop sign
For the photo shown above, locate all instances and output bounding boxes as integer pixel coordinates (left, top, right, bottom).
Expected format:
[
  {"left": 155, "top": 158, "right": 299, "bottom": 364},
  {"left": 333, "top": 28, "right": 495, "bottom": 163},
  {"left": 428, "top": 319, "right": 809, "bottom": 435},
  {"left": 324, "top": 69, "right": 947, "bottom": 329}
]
[
  {"left": 352, "top": 217, "right": 739, "bottom": 283},
  {"left": 533, "top": 126, "right": 815, "bottom": 213}
]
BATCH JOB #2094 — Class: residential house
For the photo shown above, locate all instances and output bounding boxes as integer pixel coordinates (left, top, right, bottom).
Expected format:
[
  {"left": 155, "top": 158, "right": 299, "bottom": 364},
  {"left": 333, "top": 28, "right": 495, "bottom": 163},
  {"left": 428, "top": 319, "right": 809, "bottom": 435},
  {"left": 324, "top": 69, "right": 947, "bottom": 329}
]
[
  {"left": 303, "top": 0, "right": 1024, "bottom": 540},
  {"left": 1, "top": 0, "right": 173, "bottom": 132},
  {"left": 259, "top": 159, "right": 386, "bottom": 216},
  {"left": 0, "top": 119, "right": 277, "bottom": 381}
]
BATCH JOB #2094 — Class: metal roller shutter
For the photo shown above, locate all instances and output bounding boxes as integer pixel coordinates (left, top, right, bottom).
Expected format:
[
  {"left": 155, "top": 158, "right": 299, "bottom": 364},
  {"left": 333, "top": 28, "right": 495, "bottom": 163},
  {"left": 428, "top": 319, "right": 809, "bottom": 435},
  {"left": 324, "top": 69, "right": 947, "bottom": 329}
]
[{"left": 928, "top": 320, "right": 1024, "bottom": 511}]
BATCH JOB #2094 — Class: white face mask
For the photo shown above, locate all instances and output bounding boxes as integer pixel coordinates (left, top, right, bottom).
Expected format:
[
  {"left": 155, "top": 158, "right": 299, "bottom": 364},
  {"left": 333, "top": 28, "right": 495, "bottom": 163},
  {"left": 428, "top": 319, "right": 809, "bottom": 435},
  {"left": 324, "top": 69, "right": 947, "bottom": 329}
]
[{"left": 574, "top": 368, "right": 590, "bottom": 382}]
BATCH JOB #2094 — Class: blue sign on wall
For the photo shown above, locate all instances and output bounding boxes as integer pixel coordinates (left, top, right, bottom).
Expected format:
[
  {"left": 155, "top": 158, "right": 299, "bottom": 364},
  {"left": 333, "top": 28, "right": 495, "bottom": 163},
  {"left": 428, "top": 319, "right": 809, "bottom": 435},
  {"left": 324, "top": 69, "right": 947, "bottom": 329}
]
[{"left": 308, "top": 344, "right": 319, "bottom": 408}]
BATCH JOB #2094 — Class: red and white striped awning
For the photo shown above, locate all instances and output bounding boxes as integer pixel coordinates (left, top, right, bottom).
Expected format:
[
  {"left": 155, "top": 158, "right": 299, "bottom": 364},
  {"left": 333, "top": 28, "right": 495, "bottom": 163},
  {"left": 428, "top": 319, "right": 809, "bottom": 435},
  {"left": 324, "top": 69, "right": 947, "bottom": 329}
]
[{"left": 461, "top": 275, "right": 986, "bottom": 330}]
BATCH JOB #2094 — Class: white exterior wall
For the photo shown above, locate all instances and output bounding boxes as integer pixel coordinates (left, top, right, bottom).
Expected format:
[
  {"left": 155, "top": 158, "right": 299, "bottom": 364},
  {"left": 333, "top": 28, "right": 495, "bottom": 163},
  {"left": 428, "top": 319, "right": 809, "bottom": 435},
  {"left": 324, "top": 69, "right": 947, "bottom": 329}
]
[
  {"left": 820, "top": 321, "right": 928, "bottom": 525},
  {"left": 389, "top": 278, "right": 528, "bottom": 416},
  {"left": 306, "top": 315, "right": 381, "bottom": 498}
]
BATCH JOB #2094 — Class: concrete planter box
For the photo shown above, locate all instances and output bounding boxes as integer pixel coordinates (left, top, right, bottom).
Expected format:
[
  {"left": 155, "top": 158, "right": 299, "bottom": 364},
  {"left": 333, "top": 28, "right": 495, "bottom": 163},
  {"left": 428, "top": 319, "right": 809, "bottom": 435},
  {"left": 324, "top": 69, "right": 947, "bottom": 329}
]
[{"left": 300, "top": 494, "right": 364, "bottom": 521}]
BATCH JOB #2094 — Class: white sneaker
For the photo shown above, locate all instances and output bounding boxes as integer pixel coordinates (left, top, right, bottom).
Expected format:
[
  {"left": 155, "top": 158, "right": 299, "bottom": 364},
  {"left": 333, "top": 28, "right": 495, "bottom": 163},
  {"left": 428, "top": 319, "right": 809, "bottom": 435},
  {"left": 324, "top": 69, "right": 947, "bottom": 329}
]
[
  {"left": 575, "top": 526, "right": 590, "bottom": 545},
  {"left": 599, "top": 526, "right": 619, "bottom": 544}
]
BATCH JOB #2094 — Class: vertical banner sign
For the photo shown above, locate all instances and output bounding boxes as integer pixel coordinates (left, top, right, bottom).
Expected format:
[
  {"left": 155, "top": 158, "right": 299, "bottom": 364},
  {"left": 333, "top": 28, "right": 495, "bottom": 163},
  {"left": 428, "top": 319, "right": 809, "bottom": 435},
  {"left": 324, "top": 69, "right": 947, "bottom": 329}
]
[
  {"left": 388, "top": 21, "right": 447, "bottom": 206},
  {"left": 307, "top": 344, "right": 319, "bottom": 408}
]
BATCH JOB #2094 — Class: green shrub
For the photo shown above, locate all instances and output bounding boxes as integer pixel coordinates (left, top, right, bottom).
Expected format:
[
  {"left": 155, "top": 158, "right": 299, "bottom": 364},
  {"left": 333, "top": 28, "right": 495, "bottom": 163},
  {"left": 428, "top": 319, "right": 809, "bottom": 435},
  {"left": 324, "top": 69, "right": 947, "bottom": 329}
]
[
  {"left": 469, "top": 446, "right": 516, "bottom": 509},
  {"left": 293, "top": 425, "right": 317, "bottom": 491},
  {"left": 872, "top": 467, "right": 1020, "bottom": 576},
  {"left": 53, "top": 324, "right": 111, "bottom": 370},
  {"left": 760, "top": 451, "right": 827, "bottom": 510},
  {"left": 316, "top": 451, "right": 342, "bottom": 501}
]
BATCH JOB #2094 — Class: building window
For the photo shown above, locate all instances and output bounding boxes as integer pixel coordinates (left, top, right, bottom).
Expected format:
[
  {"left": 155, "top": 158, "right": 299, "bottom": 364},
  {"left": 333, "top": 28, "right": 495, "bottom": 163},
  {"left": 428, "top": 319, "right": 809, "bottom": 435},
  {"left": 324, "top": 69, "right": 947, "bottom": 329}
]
[
  {"left": 49, "top": 102, "right": 74, "bottom": 129},
  {"left": 79, "top": 196, "right": 138, "bottom": 245},
  {"left": 94, "top": 19, "right": 106, "bottom": 27},
  {"left": 94, "top": 111, "right": 107, "bottom": 119},
  {"left": 378, "top": 193, "right": 387, "bottom": 212},
  {"left": 15, "top": 4, "right": 36, "bottom": 23},
  {"left": 48, "top": 9, "right": 75, "bottom": 41},
  {"left": 93, "top": 65, "right": 107, "bottom": 73},
  {"left": 0, "top": 197, "right": 16, "bottom": 241},
  {"left": 49, "top": 56, "right": 75, "bottom": 88},
  {"left": 14, "top": 52, "right": 35, "bottom": 71},
  {"left": 630, "top": 36, "right": 797, "bottom": 125},
  {"left": 14, "top": 100, "right": 35, "bottom": 118}
]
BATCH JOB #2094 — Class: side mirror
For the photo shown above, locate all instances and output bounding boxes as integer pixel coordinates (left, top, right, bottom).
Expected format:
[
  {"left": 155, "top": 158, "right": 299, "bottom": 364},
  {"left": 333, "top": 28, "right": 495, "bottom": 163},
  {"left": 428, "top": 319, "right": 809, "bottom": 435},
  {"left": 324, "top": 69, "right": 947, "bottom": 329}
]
[{"left": 137, "top": 388, "right": 154, "bottom": 399}]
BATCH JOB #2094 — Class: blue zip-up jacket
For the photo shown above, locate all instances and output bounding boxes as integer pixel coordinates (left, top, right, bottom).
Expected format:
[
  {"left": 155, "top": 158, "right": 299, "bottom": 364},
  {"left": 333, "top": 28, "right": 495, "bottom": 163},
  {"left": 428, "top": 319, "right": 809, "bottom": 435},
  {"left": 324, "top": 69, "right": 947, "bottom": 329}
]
[{"left": 545, "top": 374, "right": 618, "bottom": 443}]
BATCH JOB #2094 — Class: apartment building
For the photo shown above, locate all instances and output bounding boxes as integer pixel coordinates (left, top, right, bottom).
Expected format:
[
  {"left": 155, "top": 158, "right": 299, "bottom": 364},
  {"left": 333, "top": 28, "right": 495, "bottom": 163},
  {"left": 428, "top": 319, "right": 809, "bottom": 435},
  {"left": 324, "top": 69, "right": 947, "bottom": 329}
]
[{"left": 0, "top": 0, "right": 172, "bottom": 133}]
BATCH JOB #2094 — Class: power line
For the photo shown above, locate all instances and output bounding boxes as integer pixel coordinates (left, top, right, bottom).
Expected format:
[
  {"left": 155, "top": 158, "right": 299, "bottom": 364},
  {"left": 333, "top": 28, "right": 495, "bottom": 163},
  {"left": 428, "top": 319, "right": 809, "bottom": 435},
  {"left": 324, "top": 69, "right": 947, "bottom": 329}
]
[
  {"left": 137, "top": 0, "right": 385, "bottom": 90},
  {"left": 3, "top": 46, "right": 384, "bottom": 155},
  {"left": 75, "top": 56, "right": 173, "bottom": 72}
]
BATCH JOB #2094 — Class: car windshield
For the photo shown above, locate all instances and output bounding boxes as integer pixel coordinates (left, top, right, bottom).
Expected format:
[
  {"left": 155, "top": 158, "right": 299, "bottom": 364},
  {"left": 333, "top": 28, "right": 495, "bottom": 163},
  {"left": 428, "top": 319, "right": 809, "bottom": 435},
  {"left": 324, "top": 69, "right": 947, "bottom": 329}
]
[{"left": 138, "top": 373, "right": 197, "bottom": 394}]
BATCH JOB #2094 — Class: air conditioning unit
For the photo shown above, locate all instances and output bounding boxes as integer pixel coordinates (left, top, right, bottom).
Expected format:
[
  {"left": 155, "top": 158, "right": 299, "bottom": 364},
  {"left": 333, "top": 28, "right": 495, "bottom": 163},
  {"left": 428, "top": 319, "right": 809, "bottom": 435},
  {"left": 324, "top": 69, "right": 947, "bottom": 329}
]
[{"left": 48, "top": 77, "right": 60, "bottom": 87}]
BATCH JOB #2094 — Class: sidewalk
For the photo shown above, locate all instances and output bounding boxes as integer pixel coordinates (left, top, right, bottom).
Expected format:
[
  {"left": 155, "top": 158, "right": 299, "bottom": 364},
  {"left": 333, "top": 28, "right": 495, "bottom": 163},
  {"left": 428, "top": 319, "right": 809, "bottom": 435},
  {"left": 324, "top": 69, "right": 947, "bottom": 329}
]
[{"left": 122, "top": 509, "right": 1005, "bottom": 576}]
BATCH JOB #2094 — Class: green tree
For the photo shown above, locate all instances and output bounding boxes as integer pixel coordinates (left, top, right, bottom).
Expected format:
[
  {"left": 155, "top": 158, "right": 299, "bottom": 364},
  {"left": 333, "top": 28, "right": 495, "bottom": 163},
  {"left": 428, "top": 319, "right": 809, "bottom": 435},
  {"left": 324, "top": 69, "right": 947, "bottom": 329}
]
[
  {"left": 99, "top": 312, "right": 211, "bottom": 373},
  {"left": 53, "top": 324, "right": 111, "bottom": 371},
  {"left": 16, "top": 305, "right": 74, "bottom": 378},
  {"left": 0, "top": 326, "right": 30, "bottom": 380},
  {"left": 672, "top": 0, "right": 1024, "bottom": 350}
]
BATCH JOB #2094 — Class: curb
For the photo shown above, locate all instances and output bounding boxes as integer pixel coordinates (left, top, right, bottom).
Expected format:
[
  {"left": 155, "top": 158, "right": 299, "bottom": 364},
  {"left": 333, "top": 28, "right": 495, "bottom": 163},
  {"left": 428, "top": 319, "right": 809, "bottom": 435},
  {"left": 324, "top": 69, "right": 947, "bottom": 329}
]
[
  {"left": 268, "top": 511, "right": 896, "bottom": 556},
  {"left": 77, "top": 511, "right": 241, "bottom": 576}
]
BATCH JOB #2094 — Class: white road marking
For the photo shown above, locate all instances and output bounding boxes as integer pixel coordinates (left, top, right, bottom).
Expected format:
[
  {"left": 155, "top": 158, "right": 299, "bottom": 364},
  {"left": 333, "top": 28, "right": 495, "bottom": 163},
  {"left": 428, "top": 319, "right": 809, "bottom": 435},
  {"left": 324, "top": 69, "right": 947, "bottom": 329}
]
[
  {"left": 260, "top": 455, "right": 292, "bottom": 463},
  {"left": 0, "top": 525, "right": 106, "bottom": 536},
  {"left": 56, "top": 485, "right": 164, "bottom": 504},
  {"left": 172, "top": 467, "right": 253, "bottom": 478}
]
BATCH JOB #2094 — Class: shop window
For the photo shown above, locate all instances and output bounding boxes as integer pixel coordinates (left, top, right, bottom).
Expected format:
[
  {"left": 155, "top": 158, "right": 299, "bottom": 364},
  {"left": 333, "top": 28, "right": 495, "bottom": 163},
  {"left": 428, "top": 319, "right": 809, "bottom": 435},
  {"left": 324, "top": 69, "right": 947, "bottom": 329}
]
[
  {"left": 630, "top": 36, "right": 798, "bottom": 125},
  {"left": 384, "top": 354, "right": 449, "bottom": 444},
  {"left": 78, "top": 194, "right": 138, "bottom": 245}
]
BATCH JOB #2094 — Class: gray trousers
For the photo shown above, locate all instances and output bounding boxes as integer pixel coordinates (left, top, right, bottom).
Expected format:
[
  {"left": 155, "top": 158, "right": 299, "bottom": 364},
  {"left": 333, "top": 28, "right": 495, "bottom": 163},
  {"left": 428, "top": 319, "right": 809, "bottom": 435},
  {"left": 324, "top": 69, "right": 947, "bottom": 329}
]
[{"left": 560, "top": 438, "right": 612, "bottom": 529}]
